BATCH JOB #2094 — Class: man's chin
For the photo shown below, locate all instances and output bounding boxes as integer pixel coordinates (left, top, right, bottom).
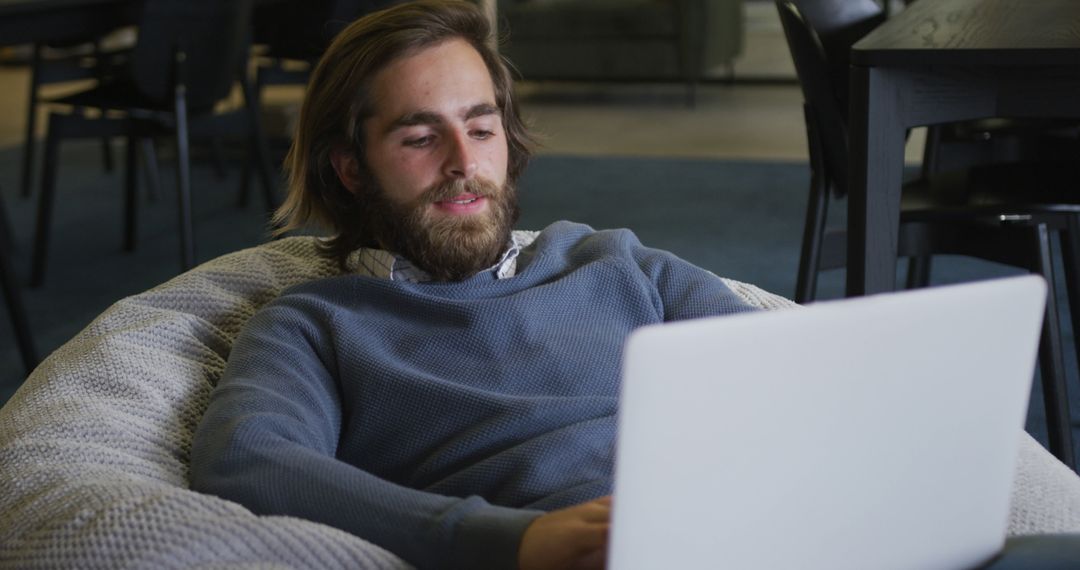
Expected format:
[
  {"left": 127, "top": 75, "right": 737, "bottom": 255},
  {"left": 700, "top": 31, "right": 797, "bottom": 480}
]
[
  {"left": 364, "top": 178, "right": 518, "bottom": 281},
  {"left": 408, "top": 210, "right": 511, "bottom": 281}
]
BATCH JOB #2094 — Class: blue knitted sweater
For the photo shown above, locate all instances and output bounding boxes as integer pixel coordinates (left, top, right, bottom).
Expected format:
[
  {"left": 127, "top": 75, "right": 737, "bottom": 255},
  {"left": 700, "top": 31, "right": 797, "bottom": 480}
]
[{"left": 190, "top": 221, "right": 757, "bottom": 569}]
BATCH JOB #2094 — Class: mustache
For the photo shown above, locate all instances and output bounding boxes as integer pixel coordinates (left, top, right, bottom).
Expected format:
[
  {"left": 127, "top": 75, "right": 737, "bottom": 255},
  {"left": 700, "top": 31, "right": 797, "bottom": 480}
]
[{"left": 420, "top": 177, "right": 502, "bottom": 204}]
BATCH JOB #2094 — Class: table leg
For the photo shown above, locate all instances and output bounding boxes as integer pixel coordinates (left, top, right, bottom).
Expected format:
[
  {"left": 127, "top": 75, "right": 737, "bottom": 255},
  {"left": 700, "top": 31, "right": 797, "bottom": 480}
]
[{"left": 847, "top": 66, "right": 908, "bottom": 297}]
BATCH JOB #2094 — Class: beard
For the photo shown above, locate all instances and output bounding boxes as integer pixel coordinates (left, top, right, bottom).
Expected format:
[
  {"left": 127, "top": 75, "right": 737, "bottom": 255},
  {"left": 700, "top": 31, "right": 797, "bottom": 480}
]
[{"left": 357, "top": 175, "right": 520, "bottom": 282}]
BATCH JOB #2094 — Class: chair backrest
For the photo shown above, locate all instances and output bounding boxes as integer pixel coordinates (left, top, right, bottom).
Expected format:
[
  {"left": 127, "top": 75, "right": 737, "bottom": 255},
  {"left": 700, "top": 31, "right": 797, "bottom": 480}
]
[
  {"left": 255, "top": 0, "right": 394, "bottom": 61},
  {"left": 130, "top": 0, "right": 254, "bottom": 111},
  {"left": 795, "top": 0, "right": 884, "bottom": 110},
  {"left": 776, "top": 0, "right": 884, "bottom": 196}
]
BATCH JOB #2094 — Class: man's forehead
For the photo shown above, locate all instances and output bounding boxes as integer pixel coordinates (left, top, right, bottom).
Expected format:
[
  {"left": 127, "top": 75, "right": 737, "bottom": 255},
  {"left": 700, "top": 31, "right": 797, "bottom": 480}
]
[{"left": 365, "top": 38, "right": 497, "bottom": 125}]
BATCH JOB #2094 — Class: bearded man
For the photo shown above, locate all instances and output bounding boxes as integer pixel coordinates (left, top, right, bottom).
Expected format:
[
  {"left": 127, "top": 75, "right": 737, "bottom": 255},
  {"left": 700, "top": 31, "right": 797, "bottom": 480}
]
[{"left": 189, "top": 1, "right": 758, "bottom": 568}]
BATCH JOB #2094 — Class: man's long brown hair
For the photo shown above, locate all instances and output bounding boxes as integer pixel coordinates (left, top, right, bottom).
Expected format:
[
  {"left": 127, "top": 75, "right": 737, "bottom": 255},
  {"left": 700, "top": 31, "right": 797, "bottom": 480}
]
[{"left": 273, "top": 0, "right": 534, "bottom": 269}]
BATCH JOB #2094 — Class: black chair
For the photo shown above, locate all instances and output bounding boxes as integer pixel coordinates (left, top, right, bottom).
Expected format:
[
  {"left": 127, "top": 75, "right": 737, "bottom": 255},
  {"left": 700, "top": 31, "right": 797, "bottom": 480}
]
[
  {"left": 251, "top": 0, "right": 401, "bottom": 78},
  {"left": 20, "top": 39, "right": 119, "bottom": 199},
  {"left": 252, "top": 0, "right": 388, "bottom": 68},
  {"left": 0, "top": 194, "right": 38, "bottom": 375},
  {"left": 778, "top": 0, "right": 1080, "bottom": 470},
  {"left": 248, "top": 0, "right": 338, "bottom": 100},
  {"left": 21, "top": 37, "right": 171, "bottom": 206},
  {"left": 237, "top": 0, "right": 392, "bottom": 206},
  {"left": 30, "top": 0, "right": 278, "bottom": 287}
]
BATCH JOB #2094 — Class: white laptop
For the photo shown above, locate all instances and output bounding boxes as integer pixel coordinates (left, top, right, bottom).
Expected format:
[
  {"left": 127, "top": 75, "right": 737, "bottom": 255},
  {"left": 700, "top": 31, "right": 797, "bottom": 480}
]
[{"left": 609, "top": 275, "right": 1047, "bottom": 570}]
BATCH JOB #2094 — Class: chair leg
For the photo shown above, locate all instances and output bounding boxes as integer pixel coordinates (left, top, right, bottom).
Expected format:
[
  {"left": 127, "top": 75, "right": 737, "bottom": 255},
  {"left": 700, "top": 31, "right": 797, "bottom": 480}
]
[
  {"left": 20, "top": 44, "right": 44, "bottom": 199},
  {"left": 0, "top": 195, "right": 39, "bottom": 373},
  {"left": 251, "top": 123, "right": 279, "bottom": 215},
  {"left": 0, "top": 198, "right": 12, "bottom": 254},
  {"left": 236, "top": 72, "right": 262, "bottom": 209},
  {"left": 101, "top": 136, "right": 114, "bottom": 173},
  {"left": 242, "top": 74, "right": 280, "bottom": 214},
  {"left": 30, "top": 115, "right": 63, "bottom": 288},
  {"left": 795, "top": 171, "right": 829, "bottom": 303},
  {"left": 174, "top": 97, "right": 195, "bottom": 272},
  {"left": 92, "top": 41, "right": 114, "bottom": 175},
  {"left": 1059, "top": 218, "right": 1080, "bottom": 420},
  {"left": 921, "top": 125, "right": 943, "bottom": 179},
  {"left": 1031, "top": 223, "right": 1076, "bottom": 471},
  {"left": 123, "top": 135, "right": 138, "bottom": 252},
  {"left": 140, "top": 138, "right": 161, "bottom": 203}
]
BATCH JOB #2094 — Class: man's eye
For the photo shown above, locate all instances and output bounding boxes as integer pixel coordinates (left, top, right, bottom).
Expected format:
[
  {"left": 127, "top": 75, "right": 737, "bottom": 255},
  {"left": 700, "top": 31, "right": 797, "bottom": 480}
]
[{"left": 404, "top": 136, "right": 434, "bottom": 148}]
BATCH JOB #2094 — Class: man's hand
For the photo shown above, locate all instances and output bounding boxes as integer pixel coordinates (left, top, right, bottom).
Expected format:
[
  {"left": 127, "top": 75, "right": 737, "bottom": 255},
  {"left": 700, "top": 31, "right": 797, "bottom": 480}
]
[{"left": 518, "top": 496, "right": 611, "bottom": 570}]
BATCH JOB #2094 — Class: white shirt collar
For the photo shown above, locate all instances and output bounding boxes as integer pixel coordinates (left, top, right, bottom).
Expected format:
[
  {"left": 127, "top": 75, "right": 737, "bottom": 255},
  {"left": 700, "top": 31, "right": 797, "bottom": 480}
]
[{"left": 345, "top": 230, "right": 538, "bottom": 282}]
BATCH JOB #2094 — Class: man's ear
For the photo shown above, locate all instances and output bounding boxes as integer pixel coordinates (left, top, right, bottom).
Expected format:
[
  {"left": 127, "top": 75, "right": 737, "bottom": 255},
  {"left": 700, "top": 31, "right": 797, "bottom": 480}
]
[{"left": 329, "top": 148, "right": 364, "bottom": 195}]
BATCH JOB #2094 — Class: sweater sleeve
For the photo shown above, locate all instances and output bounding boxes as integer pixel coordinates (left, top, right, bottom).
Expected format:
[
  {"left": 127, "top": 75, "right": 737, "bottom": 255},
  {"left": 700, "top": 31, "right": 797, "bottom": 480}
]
[
  {"left": 629, "top": 237, "right": 760, "bottom": 321},
  {"left": 189, "top": 299, "right": 542, "bottom": 570}
]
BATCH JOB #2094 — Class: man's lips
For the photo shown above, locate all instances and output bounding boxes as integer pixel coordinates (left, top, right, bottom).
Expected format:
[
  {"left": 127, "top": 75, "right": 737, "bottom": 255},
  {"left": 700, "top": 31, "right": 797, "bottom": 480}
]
[{"left": 433, "top": 193, "right": 487, "bottom": 214}]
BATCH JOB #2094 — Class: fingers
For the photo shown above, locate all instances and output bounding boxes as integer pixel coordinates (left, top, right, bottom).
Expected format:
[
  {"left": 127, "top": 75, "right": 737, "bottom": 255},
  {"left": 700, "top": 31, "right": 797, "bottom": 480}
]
[
  {"left": 518, "top": 497, "right": 614, "bottom": 570},
  {"left": 574, "top": 497, "right": 612, "bottom": 563},
  {"left": 579, "top": 505, "right": 610, "bottom": 523},
  {"left": 575, "top": 495, "right": 612, "bottom": 523},
  {"left": 557, "top": 499, "right": 611, "bottom": 553},
  {"left": 575, "top": 520, "right": 609, "bottom": 549}
]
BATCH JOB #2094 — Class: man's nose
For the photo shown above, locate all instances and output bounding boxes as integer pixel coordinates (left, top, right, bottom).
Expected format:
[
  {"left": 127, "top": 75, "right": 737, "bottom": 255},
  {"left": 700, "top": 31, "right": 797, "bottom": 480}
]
[{"left": 443, "top": 131, "right": 478, "bottom": 180}]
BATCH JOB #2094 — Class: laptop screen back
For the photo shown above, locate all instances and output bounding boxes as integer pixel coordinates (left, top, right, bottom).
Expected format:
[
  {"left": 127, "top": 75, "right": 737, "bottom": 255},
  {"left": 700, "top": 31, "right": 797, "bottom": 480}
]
[{"left": 610, "top": 276, "right": 1046, "bottom": 570}]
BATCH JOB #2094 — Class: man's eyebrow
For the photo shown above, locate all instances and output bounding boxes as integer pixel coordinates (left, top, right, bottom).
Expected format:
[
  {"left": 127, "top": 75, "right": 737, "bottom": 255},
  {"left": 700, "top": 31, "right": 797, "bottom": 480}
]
[
  {"left": 388, "top": 111, "right": 444, "bottom": 132},
  {"left": 386, "top": 104, "right": 500, "bottom": 133},
  {"left": 464, "top": 103, "right": 499, "bottom": 120}
]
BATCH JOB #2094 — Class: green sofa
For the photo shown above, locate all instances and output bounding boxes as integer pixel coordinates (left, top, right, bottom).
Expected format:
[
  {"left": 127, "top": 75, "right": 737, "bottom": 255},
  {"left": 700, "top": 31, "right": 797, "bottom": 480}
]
[{"left": 497, "top": 0, "right": 745, "bottom": 87}]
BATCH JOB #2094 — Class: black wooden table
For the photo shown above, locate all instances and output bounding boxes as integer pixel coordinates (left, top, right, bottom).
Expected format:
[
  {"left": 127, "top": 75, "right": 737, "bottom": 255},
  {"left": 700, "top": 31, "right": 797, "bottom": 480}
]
[
  {"left": 847, "top": 0, "right": 1080, "bottom": 467},
  {"left": 847, "top": 0, "right": 1080, "bottom": 296}
]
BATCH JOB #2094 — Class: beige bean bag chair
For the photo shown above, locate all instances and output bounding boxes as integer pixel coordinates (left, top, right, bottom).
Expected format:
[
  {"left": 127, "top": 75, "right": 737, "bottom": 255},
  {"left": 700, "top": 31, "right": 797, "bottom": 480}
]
[{"left": 1, "top": 237, "right": 1078, "bottom": 568}]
